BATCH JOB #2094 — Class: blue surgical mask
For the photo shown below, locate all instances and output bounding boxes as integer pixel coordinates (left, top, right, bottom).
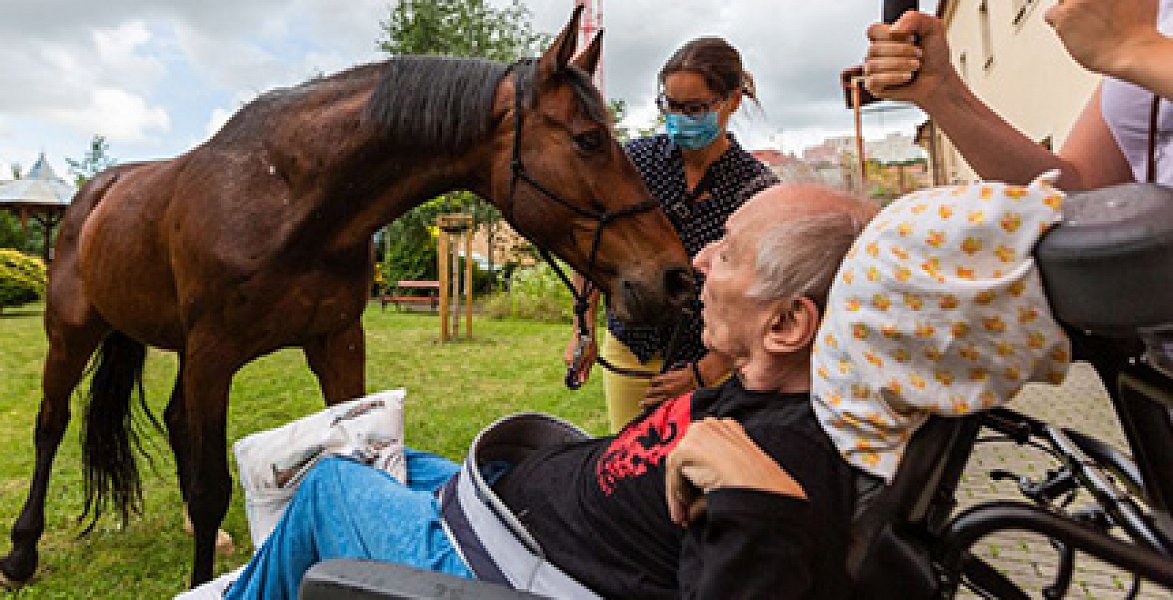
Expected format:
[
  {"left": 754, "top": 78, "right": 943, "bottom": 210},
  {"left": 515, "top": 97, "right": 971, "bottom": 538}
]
[{"left": 665, "top": 111, "right": 722, "bottom": 150}]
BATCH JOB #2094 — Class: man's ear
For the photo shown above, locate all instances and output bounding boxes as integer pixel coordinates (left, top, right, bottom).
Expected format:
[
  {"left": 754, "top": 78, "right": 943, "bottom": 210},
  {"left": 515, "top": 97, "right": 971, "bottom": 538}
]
[{"left": 763, "top": 297, "right": 820, "bottom": 354}]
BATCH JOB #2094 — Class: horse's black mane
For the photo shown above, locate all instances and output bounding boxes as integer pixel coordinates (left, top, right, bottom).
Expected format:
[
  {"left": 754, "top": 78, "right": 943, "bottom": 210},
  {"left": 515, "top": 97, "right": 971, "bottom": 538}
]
[{"left": 365, "top": 55, "right": 608, "bottom": 155}]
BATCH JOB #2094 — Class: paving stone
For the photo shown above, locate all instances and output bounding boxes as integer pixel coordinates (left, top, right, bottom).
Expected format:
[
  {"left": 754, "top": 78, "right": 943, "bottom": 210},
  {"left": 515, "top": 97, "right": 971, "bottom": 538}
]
[{"left": 951, "top": 364, "right": 1170, "bottom": 599}]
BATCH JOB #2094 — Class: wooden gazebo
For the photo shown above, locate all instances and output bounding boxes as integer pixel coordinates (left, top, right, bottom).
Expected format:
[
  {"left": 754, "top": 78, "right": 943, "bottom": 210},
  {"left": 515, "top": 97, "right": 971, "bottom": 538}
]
[{"left": 0, "top": 153, "right": 76, "bottom": 262}]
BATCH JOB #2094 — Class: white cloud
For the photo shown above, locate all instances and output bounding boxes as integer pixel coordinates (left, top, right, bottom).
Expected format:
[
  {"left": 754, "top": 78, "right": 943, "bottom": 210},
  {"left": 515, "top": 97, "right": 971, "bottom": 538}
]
[
  {"left": 1, "top": 0, "right": 940, "bottom": 169},
  {"left": 92, "top": 20, "right": 167, "bottom": 87},
  {"left": 48, "top": 88, "right": 170, "bottom": 143},
  {"left": 204, "top": 107, "right": 233, "bottom": 141}
]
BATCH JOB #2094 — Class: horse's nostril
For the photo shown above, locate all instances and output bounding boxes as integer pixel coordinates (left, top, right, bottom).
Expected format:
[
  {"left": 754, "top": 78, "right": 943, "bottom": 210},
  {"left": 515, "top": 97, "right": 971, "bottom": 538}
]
[{"left": 664, "top": 267, "right": 696, "bottom": 306}]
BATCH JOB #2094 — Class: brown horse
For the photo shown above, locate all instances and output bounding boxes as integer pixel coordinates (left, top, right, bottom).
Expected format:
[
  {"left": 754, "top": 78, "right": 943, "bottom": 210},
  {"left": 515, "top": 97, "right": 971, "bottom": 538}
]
[{"left": 0, "top": 8, "right": 692, "bottom": 588}]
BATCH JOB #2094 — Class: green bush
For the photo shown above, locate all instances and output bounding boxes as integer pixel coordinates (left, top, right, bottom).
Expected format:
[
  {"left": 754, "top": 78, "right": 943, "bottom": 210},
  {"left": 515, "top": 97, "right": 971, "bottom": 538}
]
[
  {"left": 0, "top": 249, "right": 46, "bottom": 312},
  {"left": 483, "top": 262, "right": 575, "bottom": 323}
]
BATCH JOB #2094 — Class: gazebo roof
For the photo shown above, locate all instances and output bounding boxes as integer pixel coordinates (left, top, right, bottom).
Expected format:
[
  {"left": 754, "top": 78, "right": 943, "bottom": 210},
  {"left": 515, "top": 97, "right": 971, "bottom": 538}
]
[{"left": 0, "top": 153, "right": 76, "bottom": 209}]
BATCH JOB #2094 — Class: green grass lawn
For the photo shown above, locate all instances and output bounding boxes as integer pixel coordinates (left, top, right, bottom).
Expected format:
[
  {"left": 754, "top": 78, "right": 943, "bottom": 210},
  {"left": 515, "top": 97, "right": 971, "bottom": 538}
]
[{"left": 0, "top": 303, "right": 606, "bottom": 598}]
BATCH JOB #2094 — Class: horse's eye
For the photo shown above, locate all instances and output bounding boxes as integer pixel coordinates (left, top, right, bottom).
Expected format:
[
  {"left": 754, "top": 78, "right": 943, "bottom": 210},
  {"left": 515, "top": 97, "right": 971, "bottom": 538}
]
[{"left": 573, "top": 130, "right": 605, "bottom": 154}]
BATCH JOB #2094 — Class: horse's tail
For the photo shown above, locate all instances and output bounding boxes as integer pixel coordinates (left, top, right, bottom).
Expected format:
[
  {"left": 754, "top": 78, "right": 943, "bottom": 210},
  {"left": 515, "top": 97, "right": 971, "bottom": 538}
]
[{"left": 79, "top": 330, "right": 162, "bottom": 534}]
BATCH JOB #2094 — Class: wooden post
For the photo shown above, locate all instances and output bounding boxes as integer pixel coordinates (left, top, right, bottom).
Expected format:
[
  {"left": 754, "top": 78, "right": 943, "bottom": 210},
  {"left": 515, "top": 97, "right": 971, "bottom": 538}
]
[
  {"left": 438, "top": 223, "right": 451, "bottom": 342},
  {"left": 852, "top": 77, "right": 868, "bottom": 193},
  {"left": 437, "top": 213, "right": 474, "bottom": 342},
  {"left": 464, "top": 227, "right": 473, "bottom": 337}
]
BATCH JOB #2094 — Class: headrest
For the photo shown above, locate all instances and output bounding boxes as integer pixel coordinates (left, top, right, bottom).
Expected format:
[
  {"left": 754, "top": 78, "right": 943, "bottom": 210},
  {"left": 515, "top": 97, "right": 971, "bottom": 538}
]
[{"left": 811, "top": 173, "right": 1072, "bottom": 482}]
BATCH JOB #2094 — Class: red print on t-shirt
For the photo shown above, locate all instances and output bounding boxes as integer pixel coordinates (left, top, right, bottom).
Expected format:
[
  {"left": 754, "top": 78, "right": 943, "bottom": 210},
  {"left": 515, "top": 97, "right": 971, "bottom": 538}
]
[{"left": 596, "top": 393, "right": 692, "bottom": 495}]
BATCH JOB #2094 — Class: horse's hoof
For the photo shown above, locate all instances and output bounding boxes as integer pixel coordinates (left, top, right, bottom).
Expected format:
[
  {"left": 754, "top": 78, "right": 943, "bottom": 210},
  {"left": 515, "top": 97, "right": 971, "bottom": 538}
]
[
  {"left": 0, "top": 567, "right": 20, "bottom": 591},
  {"left": 182, "top": 506, "right": 235, "bottom": 555},
  {"left": 215, "top": 529, "right": 235, "bottom": 556},
  {"left": 0, "top": 553, "right": 34, "bottom": 590}
]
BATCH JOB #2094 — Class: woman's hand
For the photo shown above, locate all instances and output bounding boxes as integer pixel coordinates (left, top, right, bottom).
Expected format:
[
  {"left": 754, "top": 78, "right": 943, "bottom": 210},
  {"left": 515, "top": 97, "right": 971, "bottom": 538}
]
[
  {"left": 641, "top": 367, "right": 696, "bottom": 408},
  {"left": 642, "top": 352, "right": 731, "bottom": 408},
  {"left": 563, "top": 330, "right": 597, "bottom": 387},
  {"left": 664, "top": 418, "right": 806, "bottom": 527},
  {"left": 1046, "top": 0, "right": 1164, "bottom": 79},
  {"left": 864, "top": 11, "right": 961, "bottom": 109}
]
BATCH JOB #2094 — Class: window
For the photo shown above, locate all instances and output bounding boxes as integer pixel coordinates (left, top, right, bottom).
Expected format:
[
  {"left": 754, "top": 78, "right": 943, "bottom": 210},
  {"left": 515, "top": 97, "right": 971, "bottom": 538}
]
[
  {"left": 979, "top": 0, "right": 994, "bottom": 70},
  {"left": 959, "top": 52, "right": 969, "bottom": 82}
]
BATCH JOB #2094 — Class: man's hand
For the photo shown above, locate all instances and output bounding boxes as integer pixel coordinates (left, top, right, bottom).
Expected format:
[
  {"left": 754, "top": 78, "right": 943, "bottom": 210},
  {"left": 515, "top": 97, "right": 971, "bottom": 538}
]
[
  {"left": 664, "top": 418, "right": 806, "bottom": 527},
  {"left": 563, "top": 331, "right": 597, "bottom": 387},
  {"left": 1046, "top": 0, "right": 1162, "bottom": 78},
  {"left": 864, "top": 11, "right": 959, "bottom": 108}
]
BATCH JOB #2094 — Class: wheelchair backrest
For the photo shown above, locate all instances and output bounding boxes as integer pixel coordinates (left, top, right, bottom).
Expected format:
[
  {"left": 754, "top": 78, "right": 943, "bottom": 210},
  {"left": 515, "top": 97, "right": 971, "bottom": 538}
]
[{"left": 847, "top": 415, "right": 982, "bottom": 599}]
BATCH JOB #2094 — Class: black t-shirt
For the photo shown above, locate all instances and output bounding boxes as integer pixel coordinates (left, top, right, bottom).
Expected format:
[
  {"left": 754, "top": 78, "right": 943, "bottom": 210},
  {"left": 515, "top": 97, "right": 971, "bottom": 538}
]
[{"left": 492, "top": 377, "right": 856, "bottom": 599}]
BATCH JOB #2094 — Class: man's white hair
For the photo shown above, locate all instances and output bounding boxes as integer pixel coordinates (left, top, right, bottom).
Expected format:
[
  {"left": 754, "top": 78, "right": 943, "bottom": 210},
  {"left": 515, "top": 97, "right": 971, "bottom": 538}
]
[{"left": 748, "top": 199, "right": 869, "bottom": 306}]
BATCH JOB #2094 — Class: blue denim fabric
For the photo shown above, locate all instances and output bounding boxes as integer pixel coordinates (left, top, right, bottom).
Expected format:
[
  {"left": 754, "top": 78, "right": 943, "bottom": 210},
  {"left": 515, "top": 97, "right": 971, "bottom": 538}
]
[{"left": 225, "top": 450, "right": 472, "bottom": 599}]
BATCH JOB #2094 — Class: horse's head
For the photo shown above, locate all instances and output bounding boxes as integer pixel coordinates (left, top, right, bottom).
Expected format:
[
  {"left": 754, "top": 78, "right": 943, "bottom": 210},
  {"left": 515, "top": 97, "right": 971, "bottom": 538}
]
[{"left": 487, "top": 8, "right": 694, "bottom": 326}]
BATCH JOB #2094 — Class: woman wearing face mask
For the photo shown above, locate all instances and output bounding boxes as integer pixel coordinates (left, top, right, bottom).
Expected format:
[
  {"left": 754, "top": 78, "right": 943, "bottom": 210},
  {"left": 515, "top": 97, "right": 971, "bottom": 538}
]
[{"left": 565, "top": 36, "right": 778, "bottom": 432}]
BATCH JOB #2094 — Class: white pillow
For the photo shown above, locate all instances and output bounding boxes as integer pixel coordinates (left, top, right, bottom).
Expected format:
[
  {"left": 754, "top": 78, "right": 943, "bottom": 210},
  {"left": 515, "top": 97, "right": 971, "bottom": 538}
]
[{"left": 232, "top": 389, "right": 407, "bottom": 548}]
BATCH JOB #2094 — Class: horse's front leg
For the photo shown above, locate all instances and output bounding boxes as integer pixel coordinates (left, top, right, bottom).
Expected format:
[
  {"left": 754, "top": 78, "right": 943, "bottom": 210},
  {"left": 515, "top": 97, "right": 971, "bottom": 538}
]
[
  {"left": 303, "top": 319, "right": 366, "bottom": 405},
  {"left": 182, "top": 338, "right": 243, "bottom": 587}
]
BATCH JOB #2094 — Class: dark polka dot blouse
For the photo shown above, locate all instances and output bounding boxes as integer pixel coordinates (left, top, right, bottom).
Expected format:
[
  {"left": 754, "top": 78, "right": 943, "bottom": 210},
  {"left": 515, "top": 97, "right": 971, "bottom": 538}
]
[{"left": 607, "top": 133, "right": 779, "bottom": 364}]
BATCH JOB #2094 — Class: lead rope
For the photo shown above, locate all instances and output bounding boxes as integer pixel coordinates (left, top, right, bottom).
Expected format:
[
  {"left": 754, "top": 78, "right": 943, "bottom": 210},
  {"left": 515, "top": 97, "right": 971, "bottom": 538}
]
[{"left": 1147, "top": 94, "right": 1160, "bottom": 184}]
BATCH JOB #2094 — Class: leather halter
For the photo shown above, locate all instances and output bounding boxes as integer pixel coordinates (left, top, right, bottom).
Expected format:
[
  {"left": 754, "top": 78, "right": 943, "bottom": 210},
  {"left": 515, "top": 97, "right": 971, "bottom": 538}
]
[{"left": 503, "top": 60, "right": 690, "bottom": 388}]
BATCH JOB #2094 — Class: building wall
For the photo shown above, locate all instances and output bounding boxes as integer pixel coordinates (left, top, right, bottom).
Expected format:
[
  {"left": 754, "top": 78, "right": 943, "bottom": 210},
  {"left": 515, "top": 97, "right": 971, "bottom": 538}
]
[{"left": 933, "top": 0, "right": 1099, "bottom": 183}]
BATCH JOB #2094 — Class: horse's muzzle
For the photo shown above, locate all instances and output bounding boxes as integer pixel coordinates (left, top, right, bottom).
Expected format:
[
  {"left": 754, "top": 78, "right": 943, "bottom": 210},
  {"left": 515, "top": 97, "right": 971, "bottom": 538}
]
[{"left": 615, "top": 266, "right": 695, "bottom": 328}]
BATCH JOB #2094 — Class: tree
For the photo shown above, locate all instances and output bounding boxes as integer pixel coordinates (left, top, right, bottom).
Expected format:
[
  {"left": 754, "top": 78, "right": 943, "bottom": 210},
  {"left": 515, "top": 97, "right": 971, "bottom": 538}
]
[
  {"left": 378, "top": 0, "right": 547, "bottom": 61},
  {"left": 0, "top": 213, "right": 28, "bottom": 250},
  {"left": 66, "top": 134, "right": 117, "bottom": 188},
  {"left": 376, "top": 0, "right": 548, "bottom": 283},
  {"left": 610, "top": 99, "right": 663, "bottom": 144}
]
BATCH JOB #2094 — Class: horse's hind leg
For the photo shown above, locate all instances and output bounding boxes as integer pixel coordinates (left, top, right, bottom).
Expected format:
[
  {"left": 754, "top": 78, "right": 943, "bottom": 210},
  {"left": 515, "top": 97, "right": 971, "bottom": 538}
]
[
  {"left": 182, "top": 331, "right": 249, "bottom": 587},
  {"left": 166, "top": 355, "right": 191, "bottom": 509},
  {"left": 0, "top": 311, "right": 108, "bottom": 585},
  {"left": 167, "top": 357, "right": 234, "bottom": 555},
  {"left": 303, "top": 320, "right": 366, "bottom": 405}
]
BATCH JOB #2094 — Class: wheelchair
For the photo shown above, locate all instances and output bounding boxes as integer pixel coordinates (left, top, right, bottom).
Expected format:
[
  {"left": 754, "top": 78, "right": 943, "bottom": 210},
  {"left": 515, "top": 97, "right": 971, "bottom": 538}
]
[{"left": 301, "top": 183, "right": 1173, "bottom": 599}]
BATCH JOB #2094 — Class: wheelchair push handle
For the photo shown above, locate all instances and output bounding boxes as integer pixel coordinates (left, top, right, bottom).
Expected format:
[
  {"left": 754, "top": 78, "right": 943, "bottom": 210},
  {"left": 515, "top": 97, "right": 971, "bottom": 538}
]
[{"left": 883, "top": 0, "right": 919, "bottom": 24}]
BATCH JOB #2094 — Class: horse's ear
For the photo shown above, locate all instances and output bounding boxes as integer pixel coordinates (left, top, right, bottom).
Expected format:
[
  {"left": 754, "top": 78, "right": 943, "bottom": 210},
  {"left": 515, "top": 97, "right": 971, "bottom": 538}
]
[
  {"left": 536, "top": 5, "right": 583, "bottom": 82},
  {"left": 572, "top": 30, "right": 603, "bottom": 77}
]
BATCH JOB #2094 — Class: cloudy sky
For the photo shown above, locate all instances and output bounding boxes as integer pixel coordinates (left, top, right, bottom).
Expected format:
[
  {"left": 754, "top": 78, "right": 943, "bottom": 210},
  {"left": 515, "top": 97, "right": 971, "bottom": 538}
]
[{"left": 0, "top": 1, "right": 937, "bottom": 179}]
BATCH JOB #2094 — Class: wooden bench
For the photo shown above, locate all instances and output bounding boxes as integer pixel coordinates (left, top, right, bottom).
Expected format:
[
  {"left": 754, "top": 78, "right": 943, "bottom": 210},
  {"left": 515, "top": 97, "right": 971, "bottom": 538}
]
[{"left": 380, "top": 280, "right": 440, "bottom": 311}]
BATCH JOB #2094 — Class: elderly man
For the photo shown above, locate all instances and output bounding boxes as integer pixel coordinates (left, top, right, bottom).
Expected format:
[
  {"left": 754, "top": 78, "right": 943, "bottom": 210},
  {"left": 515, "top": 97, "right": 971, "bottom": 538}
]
[{"left": 219, "top": 183, "right": 877, "bottom": 600}]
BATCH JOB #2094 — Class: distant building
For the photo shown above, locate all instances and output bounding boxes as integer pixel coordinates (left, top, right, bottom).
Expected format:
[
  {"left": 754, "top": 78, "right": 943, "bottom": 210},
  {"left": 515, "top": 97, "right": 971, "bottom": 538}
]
[
  {"left": 469, "top": 221, "right": 534, "bottom": 269},
  {"left": 803, "top": 136, "right": 857, "bottom": 166},
  {"left": 923, "top": 0, "right": 1098, "bottom": 184},
  {"left": 0, "top": 152, "right": 76, "bottom": 261},
  {"left": 866, "top": 132, "right": 926, "bottom": 165}
]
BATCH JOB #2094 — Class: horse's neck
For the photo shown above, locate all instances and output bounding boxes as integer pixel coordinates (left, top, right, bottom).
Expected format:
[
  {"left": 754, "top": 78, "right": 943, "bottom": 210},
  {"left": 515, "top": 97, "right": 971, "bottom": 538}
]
[{"left": 281, "top": 137, "right": 490, "bottom": 257}]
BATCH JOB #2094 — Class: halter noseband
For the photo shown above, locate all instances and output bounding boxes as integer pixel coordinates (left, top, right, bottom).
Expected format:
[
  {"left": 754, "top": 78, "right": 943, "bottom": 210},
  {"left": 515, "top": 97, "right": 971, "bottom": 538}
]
[{"left": 503, "top": 60, "right": 689, "bottom": 389}]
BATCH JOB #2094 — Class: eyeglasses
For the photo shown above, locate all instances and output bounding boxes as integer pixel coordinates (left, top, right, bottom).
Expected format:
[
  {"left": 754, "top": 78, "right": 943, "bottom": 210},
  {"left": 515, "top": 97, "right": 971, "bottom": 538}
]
[{"left": 655, "top": 93, "right": 726, "bottom": 116}]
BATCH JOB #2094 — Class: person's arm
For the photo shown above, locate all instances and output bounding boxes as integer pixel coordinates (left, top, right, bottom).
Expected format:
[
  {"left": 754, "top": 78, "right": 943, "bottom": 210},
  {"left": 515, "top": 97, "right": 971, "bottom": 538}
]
[
  {"left": 679, "top": 489, "right": 816, "bottom": 599},
  {"left": 664, "top": 418, "right": 804, "bottom": 526},
  {"left": 666, "top": 418, "right": 819, "bottom": 598},
  {"left": 864, "top": 11, "right": 1132, "bottom": 190},
  {"left": 642, "top": 351, "right": 732, "bottom": 407},
  {"left": 1046, "top": 0, "right": 1173, "bottom": 99},
  {"left": 562, "top": 274, "right": 600, "bottom": 387}
]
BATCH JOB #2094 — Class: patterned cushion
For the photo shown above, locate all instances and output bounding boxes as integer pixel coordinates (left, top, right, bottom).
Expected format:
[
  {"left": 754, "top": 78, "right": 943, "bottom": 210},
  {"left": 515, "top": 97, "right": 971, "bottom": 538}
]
[{"left": 811, "top": 173, "right": 1072, "bottom": 482}]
